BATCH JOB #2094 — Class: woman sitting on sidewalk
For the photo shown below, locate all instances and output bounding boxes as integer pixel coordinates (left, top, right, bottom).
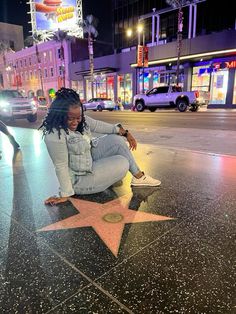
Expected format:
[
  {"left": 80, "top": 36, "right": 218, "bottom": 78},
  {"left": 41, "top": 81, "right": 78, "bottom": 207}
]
[{"left": 39, "top": 88, "right": 161, "bottom": 206}]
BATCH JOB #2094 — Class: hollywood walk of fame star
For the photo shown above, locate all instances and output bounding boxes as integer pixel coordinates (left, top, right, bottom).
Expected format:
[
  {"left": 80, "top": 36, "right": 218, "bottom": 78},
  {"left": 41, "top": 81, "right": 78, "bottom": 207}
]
[{"left": 38, "top": 194, "right": 174, "bottom": 256}]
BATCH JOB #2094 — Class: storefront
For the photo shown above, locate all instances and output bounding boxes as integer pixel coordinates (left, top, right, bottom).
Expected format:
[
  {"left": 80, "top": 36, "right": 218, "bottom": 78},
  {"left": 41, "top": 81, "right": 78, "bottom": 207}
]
[
  {"left": 117, "top": 73, "right": 132, "bottom": 104},
  {"left": 191, "top": 59, "right": 236, "bottom": 105},
  {"left": 71, "top": 80, "right": 84, "bottom": 102},
  {"left": 85, "top": 75, "right": 116, "bottom": 101},
  {"left": 233, "top": 70, "right": 236, "bottom": 104},
  {"left": 137, "top": 65, "right": 185, "bottom": 93},
  {"left": 72, "top": 72, "right": 133, "bottom": 104}
]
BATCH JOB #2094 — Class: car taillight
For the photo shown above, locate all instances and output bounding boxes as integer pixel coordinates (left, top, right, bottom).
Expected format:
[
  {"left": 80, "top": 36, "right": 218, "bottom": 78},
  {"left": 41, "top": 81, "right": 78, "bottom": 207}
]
[{"left": 195, "top": 91, "right": 199, "bottom": 98}]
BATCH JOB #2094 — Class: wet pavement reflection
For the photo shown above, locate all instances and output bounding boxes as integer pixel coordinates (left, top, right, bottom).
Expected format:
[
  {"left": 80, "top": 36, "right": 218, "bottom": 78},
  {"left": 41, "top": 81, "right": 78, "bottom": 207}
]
[{"left": 0, "top": 127, "right": 235, "bottom": 313}]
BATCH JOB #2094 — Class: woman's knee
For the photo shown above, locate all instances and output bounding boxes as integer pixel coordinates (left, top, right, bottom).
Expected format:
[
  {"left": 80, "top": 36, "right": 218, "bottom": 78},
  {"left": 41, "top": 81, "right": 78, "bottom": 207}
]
[
  {"left": 99, "top": 154, "right": 129, "bottom": 179},
  {"left": 107, "top": 134, "right": 128, "bottom": 148}
]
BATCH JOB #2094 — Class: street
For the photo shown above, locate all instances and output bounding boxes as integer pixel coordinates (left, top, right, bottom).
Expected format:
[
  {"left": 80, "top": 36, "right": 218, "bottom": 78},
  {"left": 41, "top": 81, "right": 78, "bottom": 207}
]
[
  {"left": 4, "top": 109, "right": 236, "bottom": 131},
  {"left": 5, "top": 109, "right": 236, "bottom": 156}
]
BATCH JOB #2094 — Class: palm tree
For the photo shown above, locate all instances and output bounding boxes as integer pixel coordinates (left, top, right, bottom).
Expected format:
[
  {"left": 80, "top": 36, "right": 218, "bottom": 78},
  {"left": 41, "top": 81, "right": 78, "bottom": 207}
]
[
  {"left": 0, "top": 40, "right": 13, "bottom": 66},
  {"left": 0, "top": 40, "right": 14, "bottom": 88},
  {"left": 26, "top": 33, "right": 45, "bottom": 96},
  {"left": 53, "top": 29, "right": 70, "bottom": 88},
  {"left": 79, "top": 15, "right": 98, "bottom": 98},
  {"left": 166, "top": 0, "right": 192, "bottom": 85},
  {"left": 0, "top": 40, "right": 12, "bottom": 55},
  {"left": 24, "top": 36, "right": 34, "bottom": 48}
]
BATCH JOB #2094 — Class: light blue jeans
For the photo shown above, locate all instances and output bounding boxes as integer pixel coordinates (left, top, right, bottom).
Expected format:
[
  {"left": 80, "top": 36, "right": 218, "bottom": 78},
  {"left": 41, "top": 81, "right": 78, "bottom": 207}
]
[{"left": 73, "top": 134, "right": 140, "bottom": 195}]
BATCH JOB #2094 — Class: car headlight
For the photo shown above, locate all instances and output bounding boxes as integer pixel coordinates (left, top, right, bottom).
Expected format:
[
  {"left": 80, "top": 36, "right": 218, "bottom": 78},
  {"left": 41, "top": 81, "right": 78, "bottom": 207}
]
[{"left": 0, "top": 100, "right": 10, "bottom": 108}]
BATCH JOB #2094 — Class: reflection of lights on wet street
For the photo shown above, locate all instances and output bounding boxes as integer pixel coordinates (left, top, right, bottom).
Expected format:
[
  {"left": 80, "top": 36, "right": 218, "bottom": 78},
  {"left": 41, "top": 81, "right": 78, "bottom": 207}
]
[
  {"left": 33, "top": 130, "right": 42, "bottom": 157},
  {"left": 1, "top": 130, "right": 14, "bottom": 166}
]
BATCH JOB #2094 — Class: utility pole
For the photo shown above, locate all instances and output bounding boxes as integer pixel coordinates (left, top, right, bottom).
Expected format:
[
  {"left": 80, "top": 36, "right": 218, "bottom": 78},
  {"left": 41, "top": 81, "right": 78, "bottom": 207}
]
[
  {"left": 35, "top": 44, "right": 44, "bottom": 96},
  {"left": 176, "top": 8, "right": 183, "bottom": 85},
  {"left": 166, "top": 0, "right": 186, "bottom": 86}
]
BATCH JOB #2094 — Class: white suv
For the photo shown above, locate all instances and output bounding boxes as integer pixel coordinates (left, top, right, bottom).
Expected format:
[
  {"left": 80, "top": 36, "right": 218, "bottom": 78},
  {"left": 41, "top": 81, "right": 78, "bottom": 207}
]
[{"left": 0, "top": 90, "right": 38, "bottom": 122}]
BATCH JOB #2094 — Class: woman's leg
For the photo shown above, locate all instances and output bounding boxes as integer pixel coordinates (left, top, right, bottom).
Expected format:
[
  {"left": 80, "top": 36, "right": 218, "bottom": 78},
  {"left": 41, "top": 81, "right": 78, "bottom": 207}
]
[
  {"left": 73, "top": 155, "right": 129, "bottom": 195},
  {"left": 0, "top": 120, "right": 20, "bottom": 149},
  {"left": 91, "top": 134, "right": 161, "bottom": 187},
  {"left": 91, "top": 134, "right": 141, "bottom": 176}
]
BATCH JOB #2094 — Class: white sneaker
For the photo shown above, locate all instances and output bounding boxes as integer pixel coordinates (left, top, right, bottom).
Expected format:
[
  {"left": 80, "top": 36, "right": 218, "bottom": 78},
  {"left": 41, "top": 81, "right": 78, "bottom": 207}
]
[{"left": 131, "top": 174, "right": 161, "bottom": 187}]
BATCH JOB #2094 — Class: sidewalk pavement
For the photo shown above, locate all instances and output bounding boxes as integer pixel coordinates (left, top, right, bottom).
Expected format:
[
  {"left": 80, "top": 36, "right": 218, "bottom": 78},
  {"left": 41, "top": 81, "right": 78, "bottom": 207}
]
[{"left": 0, "top": 127, "right": 235, "bottom": 313}]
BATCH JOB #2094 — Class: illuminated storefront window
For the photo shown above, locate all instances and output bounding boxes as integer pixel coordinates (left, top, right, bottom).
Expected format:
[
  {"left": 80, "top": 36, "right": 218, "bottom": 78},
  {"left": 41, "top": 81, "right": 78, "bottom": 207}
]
[
  {"left": 107, "top": 76, "right": 114, "bottom": 100},
  {"left": 86, "top": 79, "right": 92, "bottom": 101},
  {"left": 210, "top": 69, "right": 229, "bottom": 104},
  {"left": 95, "top": 75, "right": 107, "bottom": 98},
  {"left": 72, "top": 80, "right": 84, "bottom": 102},
  {"left": 153, "top": 72, "right": 159, "bottom": 87},
  {"left": 153, "top": 71, "right": 178, "bottom": 87},
  {"left": 139, "top": 71, "right": 150, "bottom": 92},
  {"left": 233, "top": 72, "right": 236, "bottom": 104},
  {"left": 191, "top": 65, "right": 211, "bottom": 91},
  {"left": 117, "top": 74, "right": 132, "bottom": 104},
  {"left": 85, "top": 75, "right": 116, "bottom": 101}
]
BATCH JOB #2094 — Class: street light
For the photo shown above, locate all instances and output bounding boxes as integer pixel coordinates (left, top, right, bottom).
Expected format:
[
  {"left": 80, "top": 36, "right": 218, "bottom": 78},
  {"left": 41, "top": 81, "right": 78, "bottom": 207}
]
[
  {"left": 126, "top": 28, "right": 132, "bottom": 38},
  {"left": 126, "top": 24, "right": 147, "bottom": 94},
  {"left": 5, "top": 65, "right": 12, "bottom": 88}
]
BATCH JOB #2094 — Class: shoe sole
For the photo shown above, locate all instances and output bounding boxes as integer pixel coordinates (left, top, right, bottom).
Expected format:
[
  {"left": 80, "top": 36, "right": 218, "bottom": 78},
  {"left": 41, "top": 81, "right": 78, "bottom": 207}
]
[{"left": 131, "top": 182, "right": 161, "bottom": 187}]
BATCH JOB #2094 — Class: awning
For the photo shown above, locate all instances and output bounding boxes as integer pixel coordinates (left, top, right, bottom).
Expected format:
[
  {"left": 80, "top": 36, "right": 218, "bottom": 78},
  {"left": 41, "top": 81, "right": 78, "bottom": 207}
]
[{"left": 75, "top": 67, "right": 118, "bottom": 76}]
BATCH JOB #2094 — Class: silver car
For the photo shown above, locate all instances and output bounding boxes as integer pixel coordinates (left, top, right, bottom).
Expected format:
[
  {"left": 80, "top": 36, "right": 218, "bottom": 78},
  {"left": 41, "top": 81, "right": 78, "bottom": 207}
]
[
  {"left": 83, "top": 98, "right": 116, "bottom": 111},
  {"left": 0, "top": 89, "right": 38, "bottom": 122}
]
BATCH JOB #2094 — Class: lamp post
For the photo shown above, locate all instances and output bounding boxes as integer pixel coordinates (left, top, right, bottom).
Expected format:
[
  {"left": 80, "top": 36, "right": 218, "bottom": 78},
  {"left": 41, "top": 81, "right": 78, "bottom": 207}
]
[
  {"left": 127, "top": 24, "right": 146, "bottom": 94},
  {"left": 6, "top": 65, "right": 12, "bottom": 88},
  {"left": 35, "top": 44, "right": 44, "bottom": 96},
  {"left": 12, "top": 64, "right": 19, "bottom": 91}
]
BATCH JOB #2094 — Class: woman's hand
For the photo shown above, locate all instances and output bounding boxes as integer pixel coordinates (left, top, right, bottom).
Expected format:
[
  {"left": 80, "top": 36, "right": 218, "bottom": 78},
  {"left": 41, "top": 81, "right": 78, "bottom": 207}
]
[
  {"left": 126, "top": 132, "right": 137, "bottom": 150},
  {"left": 45, "top": 196, "right": 69, "bottom": 206}
]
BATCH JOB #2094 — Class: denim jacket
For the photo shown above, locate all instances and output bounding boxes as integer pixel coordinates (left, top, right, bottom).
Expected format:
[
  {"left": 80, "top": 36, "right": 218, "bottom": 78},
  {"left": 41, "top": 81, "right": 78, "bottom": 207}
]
[{"left": 44, "top": 115, "right": 120, "bottom": 197}]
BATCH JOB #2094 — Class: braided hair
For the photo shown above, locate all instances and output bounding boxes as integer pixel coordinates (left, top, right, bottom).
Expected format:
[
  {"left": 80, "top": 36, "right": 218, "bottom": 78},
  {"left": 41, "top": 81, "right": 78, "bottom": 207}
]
[{"left": 39, "top": 88, "right": 87, "bottom": 138}]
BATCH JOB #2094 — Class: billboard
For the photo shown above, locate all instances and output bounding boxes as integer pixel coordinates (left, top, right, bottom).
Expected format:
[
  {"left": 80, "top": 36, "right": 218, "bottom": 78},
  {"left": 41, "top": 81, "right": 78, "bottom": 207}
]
[{"left": 34, "top": 0, "right": 78, "bottom": 32}]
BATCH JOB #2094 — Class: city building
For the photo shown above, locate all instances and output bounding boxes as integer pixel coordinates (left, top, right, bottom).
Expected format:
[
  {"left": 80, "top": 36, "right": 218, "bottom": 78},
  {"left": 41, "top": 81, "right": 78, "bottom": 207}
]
[
  {"left": 0, "top": 22, "right": 24, "bottom": 51},
  {"left": 0, "top": 1, "right": 235, "bottom": 107},
  {"left": 0, "top": 37, "right": 113, "bottom": 102},
  {"left": 0, "top": 39, "right": 72, "bottom": 100},
  {"left": 70, "top": 0, "right": 236, "bottom": 107}
]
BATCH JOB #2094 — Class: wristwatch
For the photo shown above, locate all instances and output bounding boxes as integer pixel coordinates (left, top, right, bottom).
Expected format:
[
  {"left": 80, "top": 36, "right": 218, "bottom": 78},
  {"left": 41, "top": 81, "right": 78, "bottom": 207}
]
[{"left": 117, "top": 124, "right": 129, "bottom": 137}]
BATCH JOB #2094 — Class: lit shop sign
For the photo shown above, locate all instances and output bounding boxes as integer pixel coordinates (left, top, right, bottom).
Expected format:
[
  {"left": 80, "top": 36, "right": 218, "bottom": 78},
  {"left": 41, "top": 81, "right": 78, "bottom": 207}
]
[
  {"left": 213, "top": 61, "right": 236, "bottom": 69},
  {"left": 137, "top": 45, "right": 149, "bottom": 68},
  {"left": 34, "top": 0, "right": 77, "bottom": 32}
]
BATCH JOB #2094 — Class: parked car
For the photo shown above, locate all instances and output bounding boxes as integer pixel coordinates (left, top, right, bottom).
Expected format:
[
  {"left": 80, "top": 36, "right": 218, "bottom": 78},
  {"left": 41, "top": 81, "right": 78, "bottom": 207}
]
[
  {"left": 0, "top": 89, "right": 38, "bottom": 122},
  {"left": 132, "top": 85, "right": 209, "bottom": 112},
  {"left": 83, "top": 98, "right": 116, "bottom": 111}
]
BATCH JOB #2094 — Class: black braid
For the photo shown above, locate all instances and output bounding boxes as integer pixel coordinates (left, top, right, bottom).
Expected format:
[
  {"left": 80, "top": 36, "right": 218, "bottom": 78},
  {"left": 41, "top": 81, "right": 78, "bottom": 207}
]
[{"left": 39, "top": 88, "right": 87, "bottom": 138}]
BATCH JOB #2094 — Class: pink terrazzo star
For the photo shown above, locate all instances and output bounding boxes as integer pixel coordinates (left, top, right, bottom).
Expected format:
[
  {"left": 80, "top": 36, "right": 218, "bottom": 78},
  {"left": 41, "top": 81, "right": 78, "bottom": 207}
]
[{"left": 38, "top": 194, "right": 174, "bottom": 256}]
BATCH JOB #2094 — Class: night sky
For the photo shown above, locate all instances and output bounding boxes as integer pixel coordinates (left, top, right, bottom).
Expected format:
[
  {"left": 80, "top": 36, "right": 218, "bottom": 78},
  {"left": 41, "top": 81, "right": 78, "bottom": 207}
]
[{"left": 0, "top": 0, "right": 112, "bottom": 43}]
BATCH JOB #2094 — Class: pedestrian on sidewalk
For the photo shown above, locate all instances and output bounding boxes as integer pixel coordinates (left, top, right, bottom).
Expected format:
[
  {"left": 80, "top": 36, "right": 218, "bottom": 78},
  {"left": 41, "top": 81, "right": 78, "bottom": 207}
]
[
  {"left": 0, "top": 119, "right": 20, "bottom": 151},
  {"left": 117, "top": 97, "right": 124, "bottom": 111},
  {"left": 39, "top": 88, "right": 161, "bottom": 206}
]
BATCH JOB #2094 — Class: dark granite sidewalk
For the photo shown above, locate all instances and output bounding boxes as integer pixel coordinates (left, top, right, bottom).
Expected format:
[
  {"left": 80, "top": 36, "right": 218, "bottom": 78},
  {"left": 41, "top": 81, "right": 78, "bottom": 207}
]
[{"left": 0, "top": 127, "right": 235, "bottom": 313}]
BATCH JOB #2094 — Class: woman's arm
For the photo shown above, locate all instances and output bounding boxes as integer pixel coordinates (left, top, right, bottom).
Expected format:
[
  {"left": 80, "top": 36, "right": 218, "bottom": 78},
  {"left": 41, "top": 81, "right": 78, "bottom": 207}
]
[
  {"left": 86, "top": 115, "right": 137, "bottom": 150},
  {"left": 85, "top": 115, "right": 120, "bottom": 134},
  {"left": 44, "top": 132, "right": 75, "bottom": 203}
]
